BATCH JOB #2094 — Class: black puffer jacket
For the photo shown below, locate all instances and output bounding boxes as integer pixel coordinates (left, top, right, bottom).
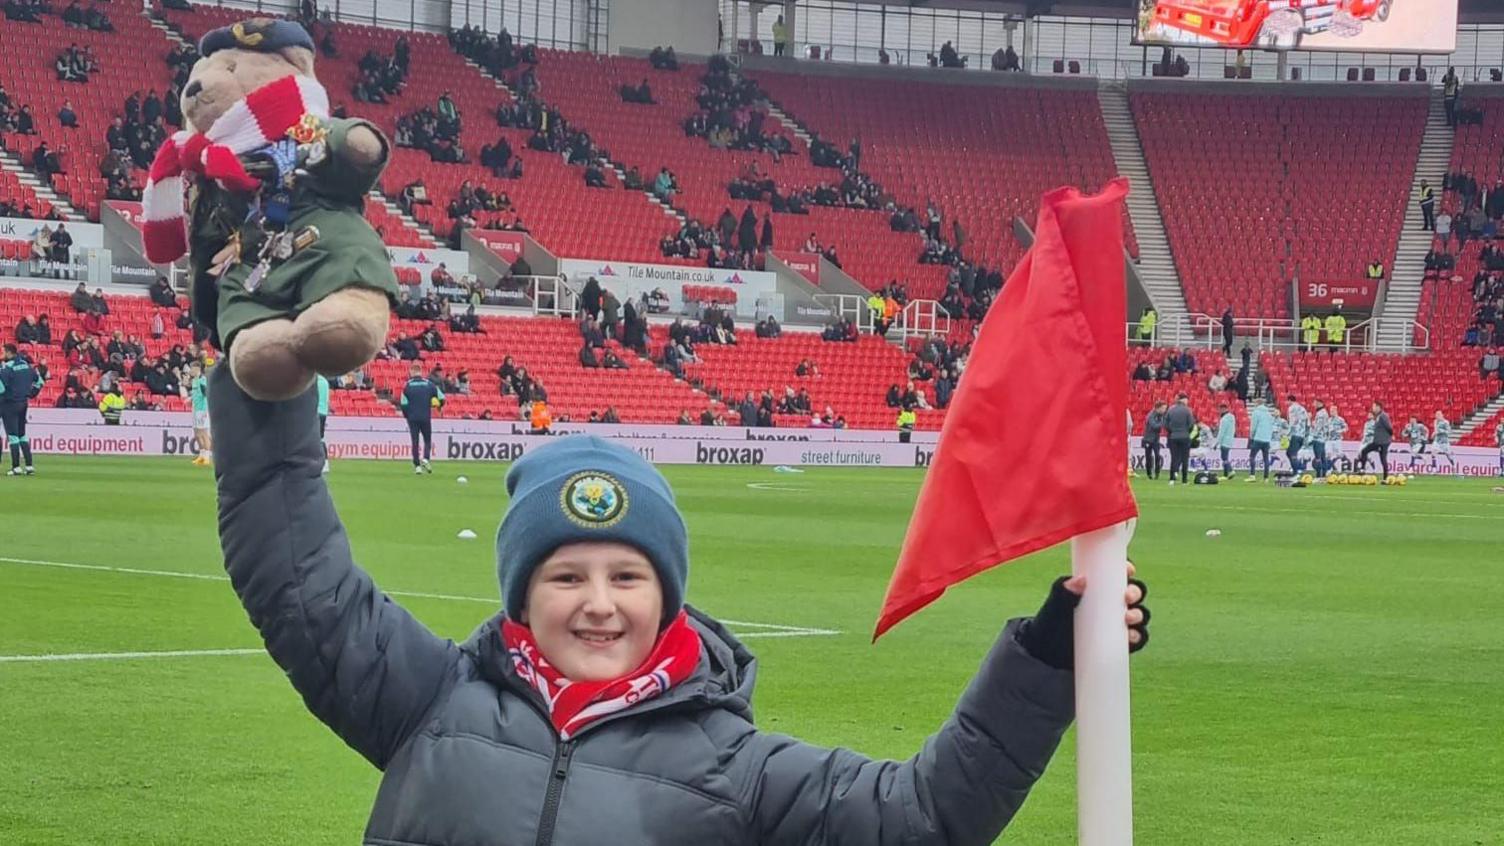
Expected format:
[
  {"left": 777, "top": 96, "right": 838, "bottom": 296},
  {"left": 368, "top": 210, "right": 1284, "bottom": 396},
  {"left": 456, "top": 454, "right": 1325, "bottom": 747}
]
[{"left": 209, "top": 365, "right": 1076, "bottom": 846}]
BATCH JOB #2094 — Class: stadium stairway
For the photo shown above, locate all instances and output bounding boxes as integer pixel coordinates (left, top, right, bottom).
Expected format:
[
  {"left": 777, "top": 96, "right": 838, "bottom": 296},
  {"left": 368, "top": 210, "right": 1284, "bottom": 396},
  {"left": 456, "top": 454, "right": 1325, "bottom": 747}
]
[
  {"left": 0, "top": 147, "right": 84, "bottom": 223},
  {"left": 1457, "top": 393, "right": 1504, "bottom": 446},
  {"left": 1377, "top": 89, "right": 1455, "bottom": 351},
  {"left": 367, "top": 190, "right": 443, "bottom": 248},
  {"left": 1098, "top": 82, "right": 1187, "bottom": 325}
]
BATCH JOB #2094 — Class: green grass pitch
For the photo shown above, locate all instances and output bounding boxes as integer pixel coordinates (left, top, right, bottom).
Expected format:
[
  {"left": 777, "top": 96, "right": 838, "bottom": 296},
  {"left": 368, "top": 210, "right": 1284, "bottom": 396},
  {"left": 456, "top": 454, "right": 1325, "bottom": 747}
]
[{"left": 1, "top": 457, "right": 1502, "bottom": 845}]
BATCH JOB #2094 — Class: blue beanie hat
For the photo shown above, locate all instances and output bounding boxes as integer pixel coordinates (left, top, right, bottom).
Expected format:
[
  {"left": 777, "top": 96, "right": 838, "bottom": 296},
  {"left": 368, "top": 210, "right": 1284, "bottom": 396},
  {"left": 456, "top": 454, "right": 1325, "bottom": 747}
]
[{"left": 496, "top": 436, "right": 688, "bottom": 626}]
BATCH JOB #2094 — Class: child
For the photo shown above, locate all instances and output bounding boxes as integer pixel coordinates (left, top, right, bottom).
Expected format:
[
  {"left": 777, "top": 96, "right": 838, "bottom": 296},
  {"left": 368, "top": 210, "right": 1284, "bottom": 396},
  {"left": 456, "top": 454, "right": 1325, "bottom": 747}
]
[{"left": 207, "top": 367, "right": 1150, "bottom": 845}]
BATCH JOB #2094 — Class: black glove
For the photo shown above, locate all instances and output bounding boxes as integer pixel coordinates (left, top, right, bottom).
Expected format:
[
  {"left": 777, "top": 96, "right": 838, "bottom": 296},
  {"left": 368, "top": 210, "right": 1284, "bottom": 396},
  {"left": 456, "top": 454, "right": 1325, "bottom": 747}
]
[{"left": 1018, "top": 572, "right": 1150, "bottom": 671}]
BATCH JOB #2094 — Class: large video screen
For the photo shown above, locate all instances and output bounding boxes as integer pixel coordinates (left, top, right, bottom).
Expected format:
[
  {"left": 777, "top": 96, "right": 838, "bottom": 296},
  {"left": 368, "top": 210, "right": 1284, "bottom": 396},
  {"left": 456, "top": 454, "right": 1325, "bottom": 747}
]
[{"left": 1132, "top": 1, "right": 1458, "bottom": 53}]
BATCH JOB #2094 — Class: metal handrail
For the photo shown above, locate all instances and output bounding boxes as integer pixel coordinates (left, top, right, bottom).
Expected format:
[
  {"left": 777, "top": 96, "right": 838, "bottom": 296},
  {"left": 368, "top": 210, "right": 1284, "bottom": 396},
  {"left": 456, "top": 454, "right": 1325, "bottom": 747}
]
[
  {"left": 1130, "top": 314, "right": 1430, "bottom": 354},
  {"left": 814, "top": 293, "right": 873, "bottom": 333},
  {"left": 898, "top": 299, "right": 951, "bottom": 341},
  {"left": 530, "top": 275, "right": 578, "bottom": 318}
]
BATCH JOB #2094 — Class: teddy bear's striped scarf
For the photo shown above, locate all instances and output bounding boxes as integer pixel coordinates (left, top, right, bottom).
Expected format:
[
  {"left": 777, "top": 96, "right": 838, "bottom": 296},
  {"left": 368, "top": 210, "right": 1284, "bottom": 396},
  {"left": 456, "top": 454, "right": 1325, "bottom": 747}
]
[{"left": 140, "top": 74, "right": 328, "bottom": 264}]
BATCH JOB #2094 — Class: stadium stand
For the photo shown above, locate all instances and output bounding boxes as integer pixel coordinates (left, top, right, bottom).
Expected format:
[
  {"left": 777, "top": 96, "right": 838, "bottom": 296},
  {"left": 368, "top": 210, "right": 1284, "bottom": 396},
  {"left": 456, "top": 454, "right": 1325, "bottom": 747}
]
[
  {"left": 754, "top": 72, "right": 1132, "bottom": 298},
  {"left": 0, "top": 5, "right": 179, "bottom": 220},
  {"left": 524, "top": 50, "right": 819, "bottom": 226},
  {"left": 1128, "top": 346, "right": 1248, "bottom": 430},
  {"left": 2, "top": 279, "right": 956, "bottom": 429},
  {"left": 370, "top": 314, "right": 712, "bottom": 424},
  {"left": 1259, "top": 349, "right": 1492, "bottom": 430},
  {"left": 1132, "top": 92, "right": 1426, "bottom": 320},
  {"left": 671, "top": 326, "right": 935, "bottom": 431},
  {"left": 5, "top": 5, "right": 1497, "bottom": 447},
  {"left": 0, "top": 169, "right": 55, "bottom": 221}
]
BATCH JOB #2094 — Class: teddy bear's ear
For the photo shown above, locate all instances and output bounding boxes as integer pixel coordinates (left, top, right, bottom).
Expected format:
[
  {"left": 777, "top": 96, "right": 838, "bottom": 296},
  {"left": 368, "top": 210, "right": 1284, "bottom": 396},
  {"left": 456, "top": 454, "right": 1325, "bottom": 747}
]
[{"left": 279, "top": 45, "right": 315, "bottom": 76}]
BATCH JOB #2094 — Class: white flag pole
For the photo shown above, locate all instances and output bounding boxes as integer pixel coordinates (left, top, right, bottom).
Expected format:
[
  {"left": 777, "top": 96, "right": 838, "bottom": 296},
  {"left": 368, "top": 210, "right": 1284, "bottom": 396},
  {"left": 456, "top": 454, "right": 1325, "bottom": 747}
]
[{"left": 1070, "top": 517, "right": 1136, "bottom": 846}]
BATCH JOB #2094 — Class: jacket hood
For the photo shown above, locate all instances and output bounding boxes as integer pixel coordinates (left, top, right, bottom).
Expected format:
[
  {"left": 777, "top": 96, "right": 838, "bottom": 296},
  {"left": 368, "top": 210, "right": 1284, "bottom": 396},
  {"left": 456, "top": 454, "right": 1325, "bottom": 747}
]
[{"left": 461, "top": 603, "right": 758, "bottom": 725}]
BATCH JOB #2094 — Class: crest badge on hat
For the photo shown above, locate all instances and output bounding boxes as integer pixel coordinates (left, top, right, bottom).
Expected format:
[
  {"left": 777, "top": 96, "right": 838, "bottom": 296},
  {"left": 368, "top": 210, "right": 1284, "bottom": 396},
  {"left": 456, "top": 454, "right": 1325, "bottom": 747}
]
[{"left": 561, "top": 472, "right": 628, "bottom": 528}]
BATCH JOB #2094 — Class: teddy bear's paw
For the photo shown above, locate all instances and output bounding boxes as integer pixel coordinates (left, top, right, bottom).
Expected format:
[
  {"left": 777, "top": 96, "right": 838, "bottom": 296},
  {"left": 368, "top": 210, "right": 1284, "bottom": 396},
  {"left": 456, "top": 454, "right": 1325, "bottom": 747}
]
[
  {"left": 294, "top": 287, "right": 391, "bottom": 377},
  {"left": 230, "top": 318, "right": 317, "bottom": 401}
]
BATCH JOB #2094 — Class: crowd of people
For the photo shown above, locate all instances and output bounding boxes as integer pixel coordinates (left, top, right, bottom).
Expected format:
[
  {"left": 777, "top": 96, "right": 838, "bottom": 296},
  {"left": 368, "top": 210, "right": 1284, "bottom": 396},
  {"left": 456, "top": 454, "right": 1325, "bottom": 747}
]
[
  {"left": 109, "top": 90, "right": 175, "bottom": 172},
  {"left": 0, "top": 82, "right": 38, "bottom": 136},
  {"left": 353, "top": 37, "right": 411, "bottom": 103},
  {"left": 682, "top": 55, "right": 791, "bottom": 159},
  {"left": 8, "top": 283, "right": 214, "bottom": 418},
  {"left": 58, "top": 0, "right": 110, "bottom": 30},
  {"left": 54, "top": 43, "right": 98, "bottom": 83},
  {"left": 395, "top": 93, "right": 467, "bottom": 163},
  {"left": 2, "top": 0, "right": 46, "bottom": 22},
  {"left": 450, "top": 23, "right": 538, "bottom": 78}
]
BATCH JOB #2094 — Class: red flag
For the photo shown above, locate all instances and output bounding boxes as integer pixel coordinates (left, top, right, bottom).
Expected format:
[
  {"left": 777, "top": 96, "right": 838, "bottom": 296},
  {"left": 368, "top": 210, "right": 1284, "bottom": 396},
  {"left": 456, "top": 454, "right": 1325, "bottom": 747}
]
[{"left": 874, "top": 180, "right": 1139, "bottom": 640}]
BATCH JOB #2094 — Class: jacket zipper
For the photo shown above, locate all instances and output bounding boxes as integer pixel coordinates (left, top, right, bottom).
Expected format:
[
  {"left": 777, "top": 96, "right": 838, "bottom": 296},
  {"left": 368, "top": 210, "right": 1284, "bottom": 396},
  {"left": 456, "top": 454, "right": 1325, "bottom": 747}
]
[{"left": 533, "top": 739, "right": 575, "bottom": 846}]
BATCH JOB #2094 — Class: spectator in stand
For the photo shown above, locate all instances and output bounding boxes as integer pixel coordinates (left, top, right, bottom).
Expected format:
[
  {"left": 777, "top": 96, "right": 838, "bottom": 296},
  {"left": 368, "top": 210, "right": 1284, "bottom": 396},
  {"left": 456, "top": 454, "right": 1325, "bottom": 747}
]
[
  {"left": 32, "top": 142, "right": 62, "bottom": 180},
  {"left": 150, "top": 310, "right": 165, "bottom": 339},
  {"left": 150, "top": 276, "right": 177, "bottom": 308},
  {"left": 1221, "top": 306, "right": 1235, "bottom": 355},
  {"left": 579, "top": 343, "right": 600, "bottom": 368},
  {"left": 649, "top": 46, "right": 679, "bottom": 70},
  {"left": 580, "top": 317, "right": 605, "bottom": 349},
  {"left": 1436, "top": 211, "right": 1452, "bottom": 249},
  {"left": 652, "top": 167, "right": 677, "bottom": 201},
  {"left": 32, "top": 226, "right": 55, "bottom": 268},
  {"left": 51, "top": 225, "right": 75, "bottom": 266},
  {"left": 601, "top": 348, "right": 627, "bottom": 370},
  {"left": 83, "top": 3, "right": 112, "bottom": 31},
  {"left": 1208, "top": 370, "right": 1228, "bottom": 393},
  {"left": 599, "top": 290, "right": 620, "bottom": 339},
  {"left": 1132, "top": 361, "right": 1154, "bottom": 381},
  {"left": 584, "top": 161, "right": 607, "bottom": 188},
  {"left": 146, "top": 362, "right": 180, "bottom": 396},
  {"left": 1481, "top": 347, "right": 1499, "bottom": 380},
  {"left": 580, "top": 276, "right": 603, "bottom": 321},
  {"left": 1175, "top": 349, "right": 1197, "bottom": 373},
  {"left": 14, "top": 316, "right": 39, "bottom": 345},
  {"left": 934, "top": 368, "right": 955, "bottom": 409},
  {"left": 676, "top": 409, "right": 693, "bottom": 425},
  {"left": 13, "top": 104, "right": 35, "bottom": 134},
  {"left": 1419, "top": 179, "right": 1435, "bottom": 230},
  {"left": 82, "top": 309, "right": 106, "bottom": 337},
  {"left": 756, "top": 315, "right": 780, "bottom": 338},
  {"left": 1365, "top": 259, "right": 1385, "bottom": 280},
  {"left": 58, "top": 101, "right": 78, "bottom": 128}
]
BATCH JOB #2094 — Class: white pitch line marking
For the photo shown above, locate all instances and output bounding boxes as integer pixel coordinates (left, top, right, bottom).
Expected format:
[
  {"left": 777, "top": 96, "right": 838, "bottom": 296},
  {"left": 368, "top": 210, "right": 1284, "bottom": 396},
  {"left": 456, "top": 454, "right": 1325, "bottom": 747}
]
[
  {"left": 746, "top": 482, "right": 812, "bottom": 492},
  {"left": 0, "top": 557, "right": 842, "bottom": 639},
  {"left": 0, "top": 648, "right": 264, "bottom": 663}
]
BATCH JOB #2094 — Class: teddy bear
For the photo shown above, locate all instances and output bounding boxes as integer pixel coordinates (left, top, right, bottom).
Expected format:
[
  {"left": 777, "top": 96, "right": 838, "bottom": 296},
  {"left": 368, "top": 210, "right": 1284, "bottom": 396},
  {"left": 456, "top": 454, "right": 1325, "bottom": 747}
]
[{"left": 142, "top": 18, "right": 396, "bottom": 401}]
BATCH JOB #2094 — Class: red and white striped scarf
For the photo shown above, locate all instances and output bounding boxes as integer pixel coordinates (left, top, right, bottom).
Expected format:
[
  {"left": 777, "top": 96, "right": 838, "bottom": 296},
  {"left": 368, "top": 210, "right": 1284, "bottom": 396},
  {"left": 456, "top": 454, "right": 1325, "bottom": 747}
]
[
  {"left": 141, "top": 74, "right": 329, "bottom": 264},
  {"left": 501, "top": 611, "right": 702, "bottom": 740}
]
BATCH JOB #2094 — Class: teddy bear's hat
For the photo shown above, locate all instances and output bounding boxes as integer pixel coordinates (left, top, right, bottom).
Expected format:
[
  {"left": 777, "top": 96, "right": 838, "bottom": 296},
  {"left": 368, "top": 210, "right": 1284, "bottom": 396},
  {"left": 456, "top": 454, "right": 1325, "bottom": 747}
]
[{"left": 198, "top": 17, "right": 315, "bottom": 58}]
